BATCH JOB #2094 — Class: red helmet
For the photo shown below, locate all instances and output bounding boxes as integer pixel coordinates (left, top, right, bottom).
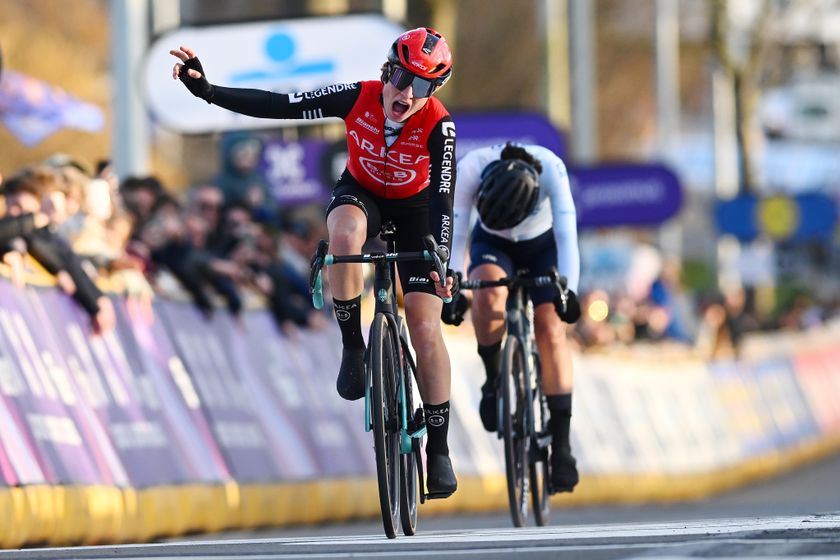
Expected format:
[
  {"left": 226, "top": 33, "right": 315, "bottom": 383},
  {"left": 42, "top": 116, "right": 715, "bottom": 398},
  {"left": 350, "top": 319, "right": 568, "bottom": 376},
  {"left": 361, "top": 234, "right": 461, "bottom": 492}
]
[{"left": 387, "top": 27, "right": 452, "bottom": 81}]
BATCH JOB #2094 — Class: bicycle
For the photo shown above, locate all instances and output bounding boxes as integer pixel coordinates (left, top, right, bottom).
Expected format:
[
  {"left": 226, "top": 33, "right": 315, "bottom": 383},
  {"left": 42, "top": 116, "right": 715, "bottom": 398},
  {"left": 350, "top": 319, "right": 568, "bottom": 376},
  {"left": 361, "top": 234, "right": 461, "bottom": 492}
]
[
  {"left": 309, "top": 222, "right": 451, "bottom": 539},
  {"left": 460, "top": 268, "right": 569, "bottom": 527}
]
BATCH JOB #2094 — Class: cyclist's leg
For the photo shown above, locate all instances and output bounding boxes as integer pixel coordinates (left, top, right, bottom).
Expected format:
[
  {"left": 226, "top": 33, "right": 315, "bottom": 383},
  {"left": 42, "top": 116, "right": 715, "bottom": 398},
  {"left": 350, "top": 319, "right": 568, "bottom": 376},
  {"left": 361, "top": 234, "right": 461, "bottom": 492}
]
[
  {"left": 533, "top": 305, "right": 578, "bottom": 491},
  {"left": 404, "top": 291, "right": 457, "bottom": 497},
  {"left": 525, "top": 231, "right": 578, "bottom": 492},
  {"left": 394, "top": 201, "right": 456, "bottom": 498},
  {"left": 325, "top": 179, "right": 380, "bottom": 400},
  {"left": 468, "top": 225, "right": 514, "bottom": 431}
]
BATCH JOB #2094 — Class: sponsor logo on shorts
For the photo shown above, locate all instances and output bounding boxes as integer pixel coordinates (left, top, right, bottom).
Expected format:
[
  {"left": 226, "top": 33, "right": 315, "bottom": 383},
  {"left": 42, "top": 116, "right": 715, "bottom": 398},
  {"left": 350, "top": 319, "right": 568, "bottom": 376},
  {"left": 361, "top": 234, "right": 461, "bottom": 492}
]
[
  {"left": 408, "top": 276, "right": 430, "bottom": 284},
  {"left": 481, "top": 254, "right": 498, "bottom": 263}
]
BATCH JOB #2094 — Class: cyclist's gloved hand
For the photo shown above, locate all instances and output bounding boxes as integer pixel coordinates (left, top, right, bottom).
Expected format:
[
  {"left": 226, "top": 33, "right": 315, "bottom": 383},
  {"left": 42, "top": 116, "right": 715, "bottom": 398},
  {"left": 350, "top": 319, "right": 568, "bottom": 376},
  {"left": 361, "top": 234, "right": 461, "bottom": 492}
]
[
  {"left": 554, "top": 289, "right": 581, "bottom": 323},
  {"left": 447, "top": 268, "right": 461, "bottom": 298},
  {"left": 441, "top": 274, "right": 468, "bottom": 326},
  {"left": 179, "top": 57, "right": 215, "bottom": 103}
]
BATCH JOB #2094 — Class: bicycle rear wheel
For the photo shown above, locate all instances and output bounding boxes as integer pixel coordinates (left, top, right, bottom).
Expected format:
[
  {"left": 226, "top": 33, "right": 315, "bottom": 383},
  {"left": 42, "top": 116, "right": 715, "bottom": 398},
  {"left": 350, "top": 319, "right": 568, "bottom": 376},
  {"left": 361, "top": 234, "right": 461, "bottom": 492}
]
[
  {"left": 500, "top": 335, "right": 529, "bottom": 527},
  {"left": 399, "top": 334, "right": 419, "bottom": 536},
  {"left": 371, "top": 314, "right": 401, "bottom": 539},
  {"left": 530, "top": 354, "right": 550, "bottom": 526}
]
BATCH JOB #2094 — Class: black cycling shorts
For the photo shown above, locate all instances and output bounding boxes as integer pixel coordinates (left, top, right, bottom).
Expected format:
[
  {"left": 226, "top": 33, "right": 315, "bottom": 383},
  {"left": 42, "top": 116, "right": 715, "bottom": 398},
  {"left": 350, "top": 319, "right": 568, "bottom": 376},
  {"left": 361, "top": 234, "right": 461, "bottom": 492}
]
[
  {"left": 326, "top": 172, "right": 436, "bottom": 296},
  {"left": 468, "top": 224, "right": 558, "bottom": 306}
]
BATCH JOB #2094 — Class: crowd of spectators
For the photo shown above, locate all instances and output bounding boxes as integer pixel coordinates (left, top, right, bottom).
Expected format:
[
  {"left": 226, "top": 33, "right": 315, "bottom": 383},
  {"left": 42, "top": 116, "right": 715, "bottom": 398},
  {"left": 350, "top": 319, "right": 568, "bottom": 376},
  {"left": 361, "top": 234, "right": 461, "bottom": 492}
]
[
  {"left": 570, "top": 253, "right": 840, "bottom": 360},
  {"left": 0, "top": 152, "right": 331, "bottom": 336},
  {"left": 1, "top": 150, "right": 836, "bottom": 356}
]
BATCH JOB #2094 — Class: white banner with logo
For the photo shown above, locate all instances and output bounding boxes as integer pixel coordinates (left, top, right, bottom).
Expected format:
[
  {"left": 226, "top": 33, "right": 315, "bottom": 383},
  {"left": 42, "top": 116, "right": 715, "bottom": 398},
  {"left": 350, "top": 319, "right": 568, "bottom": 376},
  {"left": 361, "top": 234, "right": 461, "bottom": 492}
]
[{"left": 143, "top": 15, "right": 403, "bottom": 133}]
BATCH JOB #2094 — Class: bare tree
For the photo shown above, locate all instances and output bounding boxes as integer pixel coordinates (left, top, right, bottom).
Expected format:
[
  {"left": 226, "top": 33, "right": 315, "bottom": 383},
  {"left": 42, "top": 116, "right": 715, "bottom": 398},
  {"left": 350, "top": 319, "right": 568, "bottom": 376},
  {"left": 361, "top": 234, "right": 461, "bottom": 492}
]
[{"left": 710, "top": 0, "right": 775, "bottom": 194}]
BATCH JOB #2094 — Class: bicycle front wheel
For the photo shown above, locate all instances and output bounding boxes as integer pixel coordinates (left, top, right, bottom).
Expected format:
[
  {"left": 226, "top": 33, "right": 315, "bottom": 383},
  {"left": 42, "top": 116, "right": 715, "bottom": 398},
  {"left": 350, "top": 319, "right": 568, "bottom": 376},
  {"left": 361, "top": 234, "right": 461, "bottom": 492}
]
[
  {"left": 501, "top": 335, "right": 529, "bottom": 527},
  {"left": 399, "top": 335, "right": 419, "bottom": 536},
  {"left": 371, "top": 313, "right": 401, "bottom": 539},
  {"left": 530, "top": 353, "right": 550, "bottom": 526}
]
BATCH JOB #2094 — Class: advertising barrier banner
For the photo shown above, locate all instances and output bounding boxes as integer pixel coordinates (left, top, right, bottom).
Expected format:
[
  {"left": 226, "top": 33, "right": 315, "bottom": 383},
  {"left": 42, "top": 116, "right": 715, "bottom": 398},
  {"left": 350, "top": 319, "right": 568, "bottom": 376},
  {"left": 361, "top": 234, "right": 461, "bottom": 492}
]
[
  {"left": 792, "top": 347, "right": 840, "bottom": 432},
  {"left": 156, "top": 301, "right": 286, "bottom": 482},
  {"left": 751, "top": 358, "right": 820, "bottom": 447},
  {"left": 222, "top": 313, "right": 324, "bottom": 479},
  {"left": 0, "top": 284, "right": 122, "bottom": 485},
  {"left": 709, "top": 361, "right": 779, "bottom": 456},
  {"left": 247, "top": 316, "right": 374, "bottom": 477},
  {"left": 117, "top": 298, "right": 230, "bottom": 483},
  {"left": 44, "top": 291, "right": 188, "bottom": 487}
]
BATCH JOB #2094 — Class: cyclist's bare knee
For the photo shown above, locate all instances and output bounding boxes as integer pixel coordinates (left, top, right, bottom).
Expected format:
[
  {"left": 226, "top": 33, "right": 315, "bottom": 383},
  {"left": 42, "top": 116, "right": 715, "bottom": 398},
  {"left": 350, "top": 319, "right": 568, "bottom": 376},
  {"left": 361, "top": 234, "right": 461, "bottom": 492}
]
[
  {"left": 405, "top": 293, "right": 443, "bottom": 351},
  {"left": 535, "top": 304, "right": 567, "bottom": 346},
  {"left": 472, "top": 287, "right": 506, "bottom": 323},
  {"left": 327, "top": 206, "right": 366, "bottom": 253}
]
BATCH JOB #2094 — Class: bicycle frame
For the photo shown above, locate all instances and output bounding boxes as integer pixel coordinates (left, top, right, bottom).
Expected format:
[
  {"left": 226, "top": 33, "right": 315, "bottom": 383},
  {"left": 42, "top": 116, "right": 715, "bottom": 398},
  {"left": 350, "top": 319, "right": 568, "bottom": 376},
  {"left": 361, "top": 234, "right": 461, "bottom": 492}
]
[
  {"left": 503, "top": 281, "right": 542, "bottom": 450},
  {"left": 363, "top": 246, "right": 429, "bottom": 454},
  {"left": 312, "top": 245, "right": 431, "bottom": 449},
  {"left": 461, "top": 269, "right": 567, "bottom": 526}
]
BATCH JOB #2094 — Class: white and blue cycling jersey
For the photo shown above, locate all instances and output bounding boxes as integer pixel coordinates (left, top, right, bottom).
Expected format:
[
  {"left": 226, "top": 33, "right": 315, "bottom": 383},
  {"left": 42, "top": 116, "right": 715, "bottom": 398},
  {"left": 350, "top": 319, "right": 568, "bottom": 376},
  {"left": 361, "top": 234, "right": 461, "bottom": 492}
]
[{"left": 451, "top": 143, "right": 580, "bottom": 293}]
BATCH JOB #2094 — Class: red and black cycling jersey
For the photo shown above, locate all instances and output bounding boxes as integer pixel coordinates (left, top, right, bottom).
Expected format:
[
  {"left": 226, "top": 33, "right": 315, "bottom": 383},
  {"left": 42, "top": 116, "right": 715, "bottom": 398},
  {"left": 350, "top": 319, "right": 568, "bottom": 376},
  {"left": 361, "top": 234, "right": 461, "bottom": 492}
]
[{"left": 211, "top": 81, "right": 456, "bottom": 253}]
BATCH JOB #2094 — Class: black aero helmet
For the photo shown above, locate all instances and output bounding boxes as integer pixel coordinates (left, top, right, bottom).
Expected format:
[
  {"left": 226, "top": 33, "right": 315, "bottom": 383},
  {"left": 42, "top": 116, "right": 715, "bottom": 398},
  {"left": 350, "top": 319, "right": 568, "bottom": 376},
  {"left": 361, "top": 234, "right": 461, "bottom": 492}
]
[{"left": 476, "top": 159, "right": 540, "bottom": 230}]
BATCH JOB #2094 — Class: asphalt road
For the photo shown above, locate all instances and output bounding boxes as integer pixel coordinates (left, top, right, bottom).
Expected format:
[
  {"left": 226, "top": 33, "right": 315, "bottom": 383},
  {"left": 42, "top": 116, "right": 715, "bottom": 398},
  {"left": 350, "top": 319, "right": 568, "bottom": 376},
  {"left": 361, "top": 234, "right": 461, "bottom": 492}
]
[{"left": 3, "top": 452, "right": 839, "bottom": 559}]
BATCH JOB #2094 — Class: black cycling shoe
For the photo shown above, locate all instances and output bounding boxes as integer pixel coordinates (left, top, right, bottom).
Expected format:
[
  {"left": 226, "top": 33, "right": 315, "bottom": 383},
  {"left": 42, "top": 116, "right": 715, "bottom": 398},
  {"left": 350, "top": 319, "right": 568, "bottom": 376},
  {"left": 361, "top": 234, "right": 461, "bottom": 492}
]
[
  {"left": 549, "top": 447, "right": 579, "bottom": 493},
  {"left": 426, "top": 453, "right": 458, "bottom": 499},
  {"left": 336, "top": 347, "right": 366, "bottom": 401},
  {"left": 478, "top": 383, "right": 497, "bottom": 432}
]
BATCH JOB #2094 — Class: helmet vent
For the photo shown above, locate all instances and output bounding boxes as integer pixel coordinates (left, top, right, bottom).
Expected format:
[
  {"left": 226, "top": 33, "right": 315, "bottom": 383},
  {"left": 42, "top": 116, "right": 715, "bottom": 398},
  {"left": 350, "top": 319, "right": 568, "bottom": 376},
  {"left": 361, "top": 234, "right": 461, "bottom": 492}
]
[{"left": 400, "top": 44, "right": 411, "bottom": 63}]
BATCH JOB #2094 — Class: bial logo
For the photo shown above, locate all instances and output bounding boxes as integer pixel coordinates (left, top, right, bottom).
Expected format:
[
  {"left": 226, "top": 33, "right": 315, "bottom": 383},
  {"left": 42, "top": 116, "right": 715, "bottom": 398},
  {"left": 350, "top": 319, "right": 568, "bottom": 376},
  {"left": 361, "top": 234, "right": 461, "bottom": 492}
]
[{"left": 408, "top": 276, "right": 430, "bottom": 284}]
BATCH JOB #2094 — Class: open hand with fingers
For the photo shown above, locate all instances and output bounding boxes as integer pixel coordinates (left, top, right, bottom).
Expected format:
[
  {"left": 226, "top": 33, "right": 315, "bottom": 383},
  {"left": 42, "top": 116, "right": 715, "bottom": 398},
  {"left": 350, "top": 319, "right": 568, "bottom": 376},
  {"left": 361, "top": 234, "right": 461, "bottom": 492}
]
[{"left": 169, "top": 45, "right": 214, "bottom": 102}]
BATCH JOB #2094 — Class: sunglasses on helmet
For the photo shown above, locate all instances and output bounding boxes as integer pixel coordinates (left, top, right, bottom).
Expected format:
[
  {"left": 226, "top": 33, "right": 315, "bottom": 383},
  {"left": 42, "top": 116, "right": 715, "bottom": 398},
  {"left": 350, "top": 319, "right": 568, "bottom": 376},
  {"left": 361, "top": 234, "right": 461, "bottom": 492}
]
[{"left": 387, "top": 65, "right": 441, "bottom": 98}]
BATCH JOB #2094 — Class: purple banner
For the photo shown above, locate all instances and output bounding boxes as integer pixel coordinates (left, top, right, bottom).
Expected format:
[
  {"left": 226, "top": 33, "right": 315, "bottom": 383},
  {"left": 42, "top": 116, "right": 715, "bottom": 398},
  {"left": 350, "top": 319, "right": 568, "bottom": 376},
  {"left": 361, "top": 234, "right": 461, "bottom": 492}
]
[
  {"left": 0, "top": 392, "right": 45, "bottom": 485},
  {"left": 116, "top": 298, "right": 231, "bottom": 483},
  {"left": 451, "top": 111, "right": 567, "bottom": 161},
  {"left": 0, "top": 283, "right": 122, "bottom": 485},
  {"left": 42, "top": 291, "right": 188, "bottom": 487},
  {"left": 569, "top": 163, "right": 683, "bottom": 228},
  {"left": 259, "top": 138, "right": 335, "bottom": 206},
  {"left": 223, "top": 311, "right": 320, "bottom": 480},
  {"left": 156, "top": 301, "right": 285, "bottom": 482},
  {"left": 241, "top": 314, "right": 374, "bottom": 477}
]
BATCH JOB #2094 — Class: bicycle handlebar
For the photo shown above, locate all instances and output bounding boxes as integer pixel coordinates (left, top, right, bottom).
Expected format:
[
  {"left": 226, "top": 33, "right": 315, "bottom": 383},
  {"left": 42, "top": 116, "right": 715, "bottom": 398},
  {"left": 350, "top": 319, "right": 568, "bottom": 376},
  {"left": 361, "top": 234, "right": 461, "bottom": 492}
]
[
  {"left": 422, "top": 234, "right": 449, "bottom": 290},
  {"left": 461, "top": 267, "right": 569, "bottom": 313},
  {"left": 308, "top": 236, "right": 452, "bottom": 309}
]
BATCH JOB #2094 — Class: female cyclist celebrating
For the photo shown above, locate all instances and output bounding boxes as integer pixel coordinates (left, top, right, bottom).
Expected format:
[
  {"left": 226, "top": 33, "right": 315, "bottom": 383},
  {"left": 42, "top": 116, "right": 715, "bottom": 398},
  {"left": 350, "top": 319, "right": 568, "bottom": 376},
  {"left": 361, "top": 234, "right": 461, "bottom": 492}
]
[{"left": 171, "top": 27, "right": 459, "bottom": 498}]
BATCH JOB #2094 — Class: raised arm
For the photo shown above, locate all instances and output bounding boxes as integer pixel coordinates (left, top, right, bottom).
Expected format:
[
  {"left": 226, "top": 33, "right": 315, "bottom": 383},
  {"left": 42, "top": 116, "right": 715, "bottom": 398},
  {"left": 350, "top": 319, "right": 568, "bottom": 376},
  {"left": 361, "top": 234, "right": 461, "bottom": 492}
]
[{"left": 170, "top": 45, "right": 360, "bottom": 120}]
